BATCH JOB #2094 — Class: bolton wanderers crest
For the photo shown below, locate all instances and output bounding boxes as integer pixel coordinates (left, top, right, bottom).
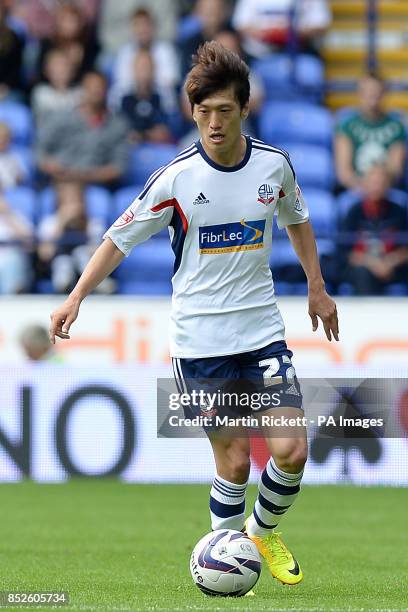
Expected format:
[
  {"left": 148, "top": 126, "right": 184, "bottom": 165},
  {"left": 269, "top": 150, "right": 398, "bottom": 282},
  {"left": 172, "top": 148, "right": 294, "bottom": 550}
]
[{"left": 257, "top": 184, "right": 275, "bottom": 205}]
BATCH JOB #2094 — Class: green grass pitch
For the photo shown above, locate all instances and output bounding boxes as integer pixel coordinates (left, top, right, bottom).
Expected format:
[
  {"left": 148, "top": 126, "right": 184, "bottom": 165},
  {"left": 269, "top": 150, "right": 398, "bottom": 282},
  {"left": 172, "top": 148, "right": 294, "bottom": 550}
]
[{"left": 1, "top": 481, "right": 407, "bottom": 611}]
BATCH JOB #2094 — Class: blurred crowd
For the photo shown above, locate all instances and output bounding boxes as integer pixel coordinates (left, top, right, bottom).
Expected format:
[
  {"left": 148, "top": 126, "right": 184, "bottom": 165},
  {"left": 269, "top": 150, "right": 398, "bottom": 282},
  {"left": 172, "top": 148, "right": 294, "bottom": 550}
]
[{"left": 0, "top": 0, "right": 407, "bottom": 297}]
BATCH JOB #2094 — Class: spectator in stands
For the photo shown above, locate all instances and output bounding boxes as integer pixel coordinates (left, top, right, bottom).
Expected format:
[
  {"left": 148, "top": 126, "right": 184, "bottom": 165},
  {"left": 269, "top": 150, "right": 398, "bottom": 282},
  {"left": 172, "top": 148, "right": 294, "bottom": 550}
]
[
  {"left": 0, "top": 191, "right": 32, "bottom": 293},
  {"left": 31, "top": 49, "right": 82, "bottom": 123},
  {"left": 341, "top": 164, "right": 408, "bottom": 295},
  {"left": 180, "top": 0, "right": 230, "bottom": 76},
  {"left": 232, "top": 0, "right": 331, "bottom": 59},
  {"left": 35, "top": 3, "right": 100, "bottom": 84},
  {"left": 19, "top": 323, "right": 62, "bottom": 361},
  {"left": 0, "top": 0, "right": 24, "bottom": 98},
  {"left": 335, "top": 73, "right": 406, "bottom": 191},
  {"left": 0, "top": 121, "right": 27, "bottom": 188},
  {"left": 13, "top": 0, "right": 99, "bottom": 41},
  {"left": 110, "top": 7, "right": 179, "bottom": 110},
  {"left": 121, "top": 49, "right": 172, "bottom": 144},
  {"left": 37, "top": 71, "right": 128, "bottom": 188},
  {"left": 36, "top": 180, "right": 114, "bottom": 294},
  {"left": 98, "top": 0, "right": 178, "bottom": 54}
]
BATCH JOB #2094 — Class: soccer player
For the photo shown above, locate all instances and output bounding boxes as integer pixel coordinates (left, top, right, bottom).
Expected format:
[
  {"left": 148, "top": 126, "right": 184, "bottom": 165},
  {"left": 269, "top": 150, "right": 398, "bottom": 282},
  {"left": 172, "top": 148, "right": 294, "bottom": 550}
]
[{"left": 49, "top": 42, "right": 339, "bottom": 588}]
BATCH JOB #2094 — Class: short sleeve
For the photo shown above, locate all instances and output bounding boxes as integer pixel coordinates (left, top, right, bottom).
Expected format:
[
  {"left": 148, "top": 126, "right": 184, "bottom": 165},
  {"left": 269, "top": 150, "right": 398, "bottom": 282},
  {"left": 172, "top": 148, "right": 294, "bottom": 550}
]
[
  {"left": 335, "top": 115, "right": 353, "bottom": 136},
  {"left": 275, "top": 155, "right": 309, "bottom": 229},
  {"left": 391, "top": 118, "right": 407, "bottom": 143},
  {"left": 103, "top": 170, "right": 174, "bottom": 256}
]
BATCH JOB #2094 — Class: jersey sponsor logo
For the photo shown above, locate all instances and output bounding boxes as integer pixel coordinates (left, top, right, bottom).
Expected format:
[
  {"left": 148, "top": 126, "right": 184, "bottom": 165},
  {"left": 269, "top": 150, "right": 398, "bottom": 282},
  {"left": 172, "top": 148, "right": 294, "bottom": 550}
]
[
  {"left": 257, "top": 184, "right": 275, "bottom": 205},
  {"left": 199, "top": 219, "right": 265, "bottom": 254},
  {"left": 193, "top": 192, "right": 210, "bottom": 205},
  {"left": 113, "top": 208, "right": 135, "bottom": 228}
]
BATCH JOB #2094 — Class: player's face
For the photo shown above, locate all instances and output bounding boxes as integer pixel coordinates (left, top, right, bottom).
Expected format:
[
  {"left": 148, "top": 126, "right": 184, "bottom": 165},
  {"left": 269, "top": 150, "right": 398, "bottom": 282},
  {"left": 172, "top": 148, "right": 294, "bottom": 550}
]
[{"left": 193, "top": 87, "right": 249, "bottom": 158}]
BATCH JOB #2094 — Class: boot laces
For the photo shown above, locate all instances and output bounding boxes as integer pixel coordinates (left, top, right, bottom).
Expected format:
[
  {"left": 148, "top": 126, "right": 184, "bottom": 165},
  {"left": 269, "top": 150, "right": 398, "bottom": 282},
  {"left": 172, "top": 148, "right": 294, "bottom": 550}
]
[{"left": 264, "top": 532, "right": 291, "bottom": 564}]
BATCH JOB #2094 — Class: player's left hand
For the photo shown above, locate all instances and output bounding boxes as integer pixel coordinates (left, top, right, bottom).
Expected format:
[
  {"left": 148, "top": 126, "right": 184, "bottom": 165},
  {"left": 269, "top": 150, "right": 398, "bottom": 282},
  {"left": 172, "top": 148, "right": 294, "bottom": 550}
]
[{"left": 308, "top": 289, "right": 339, "bottom": 342}]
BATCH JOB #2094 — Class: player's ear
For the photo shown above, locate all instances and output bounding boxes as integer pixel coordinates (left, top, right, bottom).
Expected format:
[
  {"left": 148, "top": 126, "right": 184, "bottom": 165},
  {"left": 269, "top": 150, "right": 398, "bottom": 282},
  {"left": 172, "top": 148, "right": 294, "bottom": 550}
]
[{"left": 241, "top": 102, "right": 249, "bottom": 121}]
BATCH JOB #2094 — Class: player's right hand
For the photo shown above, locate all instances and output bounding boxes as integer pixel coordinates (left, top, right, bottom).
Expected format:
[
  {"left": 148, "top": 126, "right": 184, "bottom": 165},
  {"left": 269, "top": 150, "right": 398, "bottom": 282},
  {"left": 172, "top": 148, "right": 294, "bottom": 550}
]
[{"left": 49, "top": 297, "right": 81, "bottom": 344}]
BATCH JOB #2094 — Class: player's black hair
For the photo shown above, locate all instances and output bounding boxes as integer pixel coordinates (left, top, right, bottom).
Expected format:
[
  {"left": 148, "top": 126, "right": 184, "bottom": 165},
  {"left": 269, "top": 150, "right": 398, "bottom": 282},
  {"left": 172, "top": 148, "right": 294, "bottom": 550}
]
[{"left": 185, "top": 41, "right": 250, "bottom": 110}]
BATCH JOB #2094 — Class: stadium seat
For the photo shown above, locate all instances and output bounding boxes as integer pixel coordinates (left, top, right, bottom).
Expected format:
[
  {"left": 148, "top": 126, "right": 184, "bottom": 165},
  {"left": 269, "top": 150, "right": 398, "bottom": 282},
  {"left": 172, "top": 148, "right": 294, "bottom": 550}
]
[
  {"left": 4, "top": 186, "right": 36, "bottom": 223},
  {"left": 271, "top": 234, "right": 334, "bottom": 267},
  {"left": 113, "top": 185, "right": 143, "bottom": 221},
  {"left": 274, "top": 282, "right": 308, "bottom": 295},
  {"left": 39, "top": 186, "right": 112, "bottom": 224},
  {"left": 270, "top": 230, "right": 306, "bottom": 285},
  {"left": 259, "top": 102, "right": 333, "bottom": 149},
  {"left": 337, "top": 282, "right": 355, "bottom": 296},
  {"left": 302, "top": 189, "right": 336, "bottom": 236},
  {"left": 337, "top": 282, "right": 408, "bottom": 297},
  {"left": 252, "top": 53, "right": 324, "bottom": 102},
  {"left": 118, "top": 280, "right": 172, "bottom": 295},
  {"left": 284, "top": 145, "right": 334, "bottom": 190},
  {"left": 385, "top": 283, "right": 408, "bottom": 296},
  {"left": 36, "top": 279, "right": 54, "bottom": 294},
  {"left": 124, "top": 143, "right": 180, "bottom": 185},
  {"left": 271, "top": 236, "right": 298, "bottom": 267},
  {"left": 0, "top": 101, "right": 33, "bottom": 144},
  {"left": 115, "top": 239, "right": 174, "bottom": 294}
]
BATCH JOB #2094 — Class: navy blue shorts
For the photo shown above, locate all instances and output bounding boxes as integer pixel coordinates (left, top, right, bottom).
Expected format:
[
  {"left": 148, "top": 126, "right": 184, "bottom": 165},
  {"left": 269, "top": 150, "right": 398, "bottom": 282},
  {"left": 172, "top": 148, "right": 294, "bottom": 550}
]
[{"left": 172, "top": 341, "right": 303, "bottom": 430}]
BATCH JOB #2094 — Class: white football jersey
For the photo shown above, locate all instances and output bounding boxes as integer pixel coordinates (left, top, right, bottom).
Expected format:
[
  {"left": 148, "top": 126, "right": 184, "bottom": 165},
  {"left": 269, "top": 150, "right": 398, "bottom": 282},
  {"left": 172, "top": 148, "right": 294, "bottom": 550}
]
[{"left": 104, "top": 136, "right": 309, "bottom": 358}]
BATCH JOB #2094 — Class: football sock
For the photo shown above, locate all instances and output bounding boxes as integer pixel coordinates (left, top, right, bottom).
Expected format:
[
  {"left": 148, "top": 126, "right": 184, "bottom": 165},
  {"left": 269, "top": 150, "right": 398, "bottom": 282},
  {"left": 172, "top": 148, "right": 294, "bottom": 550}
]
[
  {"left": 210, "top": 475, "right": 247, "bottom": 531},
  {"left": 246, "top": 457, "right": 303, "bottom": 537}
]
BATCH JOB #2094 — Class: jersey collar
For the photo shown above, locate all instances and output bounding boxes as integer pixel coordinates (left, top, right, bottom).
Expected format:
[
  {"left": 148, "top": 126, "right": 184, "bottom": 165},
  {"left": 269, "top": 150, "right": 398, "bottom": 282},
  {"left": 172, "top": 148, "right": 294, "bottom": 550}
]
[{"left": 195, "top": 134, "right": 252, "bottom": 172}]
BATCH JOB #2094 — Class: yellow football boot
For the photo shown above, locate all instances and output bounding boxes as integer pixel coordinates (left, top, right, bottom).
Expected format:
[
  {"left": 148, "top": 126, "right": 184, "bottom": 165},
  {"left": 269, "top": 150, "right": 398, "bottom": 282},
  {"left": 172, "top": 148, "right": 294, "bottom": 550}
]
[{"left": 245, "top": 521, "right": 303, "bottom": 585}]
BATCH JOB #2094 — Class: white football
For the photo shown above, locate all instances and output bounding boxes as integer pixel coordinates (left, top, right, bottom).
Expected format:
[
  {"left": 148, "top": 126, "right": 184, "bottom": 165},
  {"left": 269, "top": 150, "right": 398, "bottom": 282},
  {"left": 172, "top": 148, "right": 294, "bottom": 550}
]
[{"left": 190, "top": 529, "right": 262, "bottom": 597}]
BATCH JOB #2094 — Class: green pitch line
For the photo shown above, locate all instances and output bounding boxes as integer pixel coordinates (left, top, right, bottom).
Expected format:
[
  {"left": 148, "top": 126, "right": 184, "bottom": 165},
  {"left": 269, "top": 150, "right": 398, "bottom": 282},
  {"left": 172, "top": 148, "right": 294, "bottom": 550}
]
[{"left": 0, "top": 481, "right": 407, "bottom": 611}]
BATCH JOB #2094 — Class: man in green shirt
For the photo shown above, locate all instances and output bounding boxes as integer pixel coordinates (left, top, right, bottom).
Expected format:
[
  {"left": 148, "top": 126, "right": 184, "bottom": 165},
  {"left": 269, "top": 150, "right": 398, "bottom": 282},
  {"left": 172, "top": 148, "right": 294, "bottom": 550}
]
[{"left": 335, "top": 73, "right": 406, "bottom": 190}]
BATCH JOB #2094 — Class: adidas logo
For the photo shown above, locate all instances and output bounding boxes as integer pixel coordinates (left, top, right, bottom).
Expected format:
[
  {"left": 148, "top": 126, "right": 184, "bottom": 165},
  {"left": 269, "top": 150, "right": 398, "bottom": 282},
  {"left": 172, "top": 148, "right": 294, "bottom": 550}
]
[
  {"left": 286, "top": 383, "right": 300, "bottom": 397},
  {"left": 193, "top": 192, "right": 210, "bottom": 205}
]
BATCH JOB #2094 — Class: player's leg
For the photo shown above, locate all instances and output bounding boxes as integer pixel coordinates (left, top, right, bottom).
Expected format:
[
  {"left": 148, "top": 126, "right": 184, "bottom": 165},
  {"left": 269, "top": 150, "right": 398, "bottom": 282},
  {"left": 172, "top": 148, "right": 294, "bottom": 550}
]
[
  {"left": 207, "top": 428, "right": 251, "bottom": 531},
  {"left": 245, "top": 411, "right": 307, "bottom": 585},
  {"left": 173, "top": 356, "right": 249, "bottom": 532},
  {"left": 239, "top": 341, "right": 306, "bottom": 584},
  {"left": 246, "top": 409, "right": 307, "bottom": 536}
]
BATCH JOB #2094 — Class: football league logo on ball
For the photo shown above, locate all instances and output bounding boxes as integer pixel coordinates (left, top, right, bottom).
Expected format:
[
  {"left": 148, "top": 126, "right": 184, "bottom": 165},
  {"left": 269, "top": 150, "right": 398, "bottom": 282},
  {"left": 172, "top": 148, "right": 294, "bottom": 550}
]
[{"left": 257, "top": 184, "right": 274, "bottom": 205}]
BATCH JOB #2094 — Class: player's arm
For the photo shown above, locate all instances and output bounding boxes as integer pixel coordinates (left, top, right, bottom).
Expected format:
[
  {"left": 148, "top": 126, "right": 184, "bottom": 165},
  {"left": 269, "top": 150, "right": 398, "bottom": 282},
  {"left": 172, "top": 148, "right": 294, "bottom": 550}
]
[
  {"left": 49, "top": 238, "right": 124, "bottom": 343},
  {"left": 286, "top": 221, "right": 339, "bottom": 342},
  {"left": 49, "top": 169, "right": 174, "bottom": 344}
]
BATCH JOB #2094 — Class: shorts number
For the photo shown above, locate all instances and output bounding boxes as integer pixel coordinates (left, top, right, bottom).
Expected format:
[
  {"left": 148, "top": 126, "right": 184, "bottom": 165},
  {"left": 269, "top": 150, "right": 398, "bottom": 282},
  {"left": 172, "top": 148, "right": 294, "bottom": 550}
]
[{"left": 259, "top": 358, "right": 282, "bottom": 387}]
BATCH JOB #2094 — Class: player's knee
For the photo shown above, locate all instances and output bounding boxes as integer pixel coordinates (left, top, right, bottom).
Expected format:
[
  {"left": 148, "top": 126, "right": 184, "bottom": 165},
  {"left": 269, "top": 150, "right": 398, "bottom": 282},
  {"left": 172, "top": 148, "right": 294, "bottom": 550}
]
[
  {"left": 273, "top": 440, "right": 308, "bottom": 473},
  {"left": 222, "top": 449, "right": 251, "bottom": 483}
]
